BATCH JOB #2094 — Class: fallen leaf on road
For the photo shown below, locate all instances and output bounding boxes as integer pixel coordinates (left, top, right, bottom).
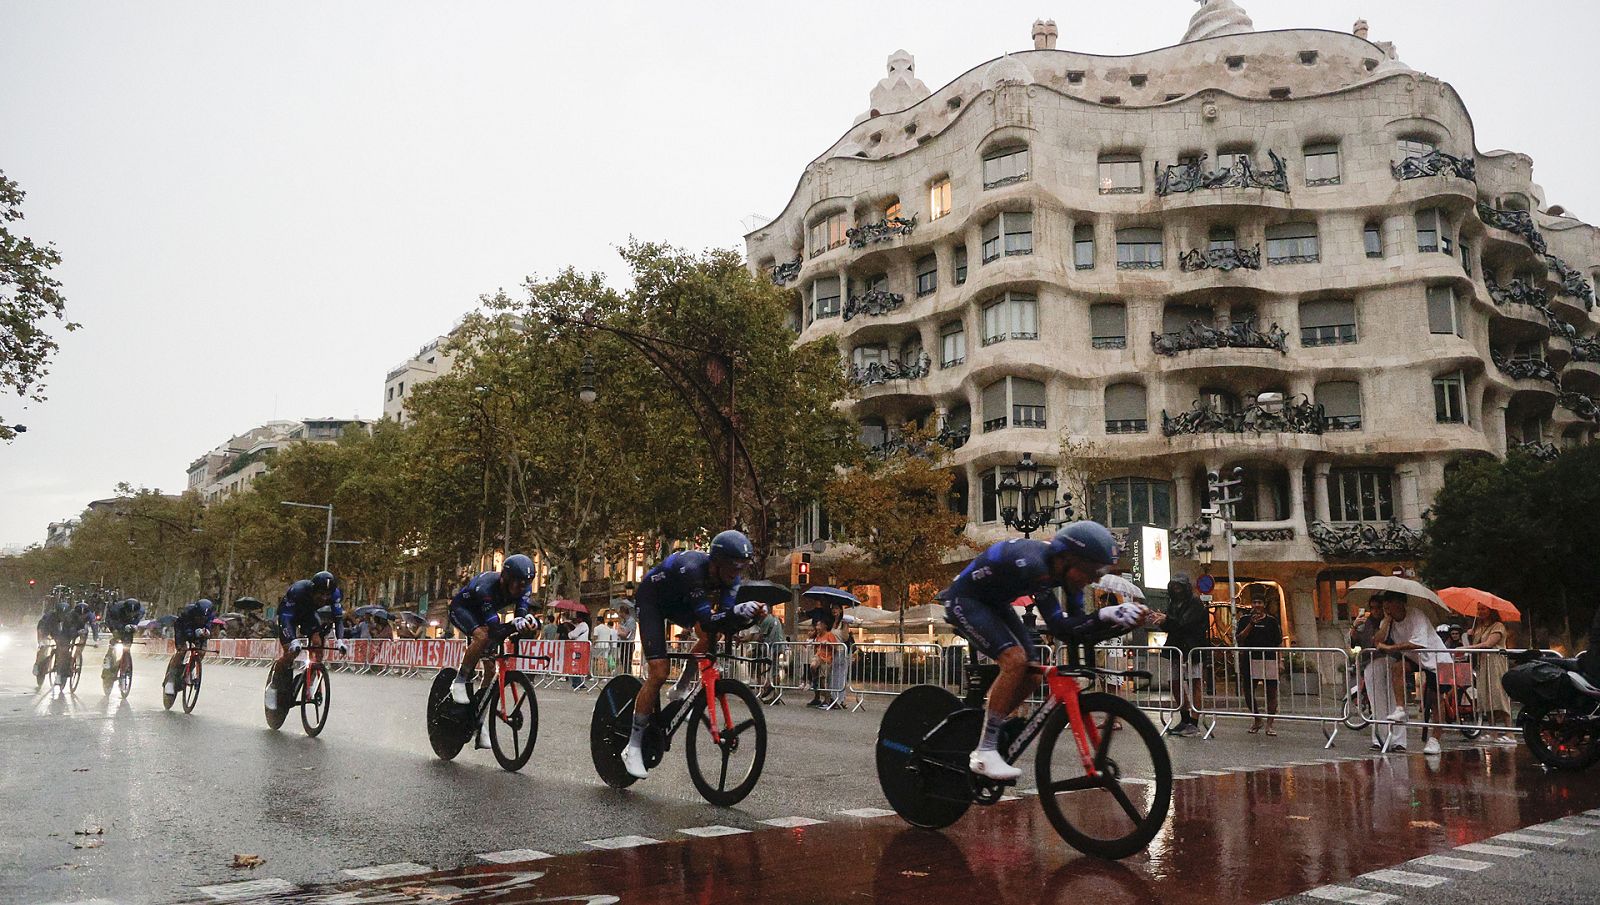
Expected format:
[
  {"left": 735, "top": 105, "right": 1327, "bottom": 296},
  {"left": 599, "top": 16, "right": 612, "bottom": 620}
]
[
  {"left": 232, "top": 854, "right": 266, "bottom": 870},
  {"left": 900, "top": 870, "right": 929, "bottom": 878},
  {"left": 1287, "top": 815, "right": 1312, "bottom": 821},
  {"left": 397, "top": 887, "right": 459, "bottom": 902},
  {"left": 1409, "top": 820, "right": 1441, "bottom": 828}
]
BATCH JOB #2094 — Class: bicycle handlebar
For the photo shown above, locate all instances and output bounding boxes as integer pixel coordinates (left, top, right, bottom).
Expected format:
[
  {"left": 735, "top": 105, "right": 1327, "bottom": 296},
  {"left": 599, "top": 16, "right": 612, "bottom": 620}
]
[{"left": 664, "top": 651, "right": 773, "bottom": 666}]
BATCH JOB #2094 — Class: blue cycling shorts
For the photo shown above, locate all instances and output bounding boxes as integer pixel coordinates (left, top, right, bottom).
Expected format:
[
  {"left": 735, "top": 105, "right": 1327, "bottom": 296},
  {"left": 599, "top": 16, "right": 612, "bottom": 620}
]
[
  {"left": 448, "top": 600, "right": 501, "bottom": 637},
  {"left": 944, "top": 596, "right": 1037, "bottom": 663}
]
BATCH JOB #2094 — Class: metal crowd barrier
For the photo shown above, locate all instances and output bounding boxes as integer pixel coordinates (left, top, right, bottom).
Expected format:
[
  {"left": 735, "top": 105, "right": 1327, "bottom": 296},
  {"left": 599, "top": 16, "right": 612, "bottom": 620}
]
[
  {"left": 1094, "top": 644, "right": 1185, "bottom": 731},
  {"left": 1188, "top": 646, "right": 1351, "bottom": 747},
  {"left": 848, "top": 643, "right": 944, "bottom": 707},
  {"left": 1352, "top": 647, "right": 1527, "bottom": 752},
  {"left": 767, "top": 641, "right": 848, "bottom": 708}
]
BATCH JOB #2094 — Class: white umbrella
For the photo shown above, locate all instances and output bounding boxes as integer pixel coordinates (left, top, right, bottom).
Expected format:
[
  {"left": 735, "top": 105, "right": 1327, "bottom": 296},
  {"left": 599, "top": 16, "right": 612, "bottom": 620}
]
[
  {"left": 1093, "top": 574, "right": 1146, "bottom": 602},
  {"left": 1344, "top": 575, "right": 1451, "bottom": 622}
]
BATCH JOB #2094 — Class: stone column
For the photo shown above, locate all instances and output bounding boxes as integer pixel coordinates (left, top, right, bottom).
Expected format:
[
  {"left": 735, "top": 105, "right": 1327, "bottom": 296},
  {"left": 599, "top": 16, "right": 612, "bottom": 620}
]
[
  {"left": 1173, "top": 469, "right": 1195, "bottom": 525},
  {"left": 1396, "top": 462, "right": 1424, "bottom": 523},
  {"left": 964, "top": 460, "right": 982, "bottom": 524},
  {"left": 1313, "top": 462, "right": 1332, "bottom": 523},
  {"left": 1288, "top": 460, "right": 1309, "bottom": 536}
]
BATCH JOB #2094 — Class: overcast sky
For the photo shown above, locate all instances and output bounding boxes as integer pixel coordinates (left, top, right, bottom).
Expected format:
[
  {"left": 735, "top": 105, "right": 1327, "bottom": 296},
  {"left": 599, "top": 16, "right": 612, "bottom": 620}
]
[{"left": 2, "top": 0, "right": 1596, "bottom": 547}]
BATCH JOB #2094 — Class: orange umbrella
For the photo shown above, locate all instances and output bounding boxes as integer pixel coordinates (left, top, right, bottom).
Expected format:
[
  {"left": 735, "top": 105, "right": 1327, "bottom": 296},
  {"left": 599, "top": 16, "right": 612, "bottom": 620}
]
[{"left": 1437, "top": 587, "right": 1521, "bottom": 623}]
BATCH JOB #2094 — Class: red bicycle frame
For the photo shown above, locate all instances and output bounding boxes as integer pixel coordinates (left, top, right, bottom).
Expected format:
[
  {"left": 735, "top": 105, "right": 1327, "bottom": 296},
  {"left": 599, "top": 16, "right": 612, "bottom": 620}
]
[
  {"left": 695, "top": 655, "right": 734, "bottom": 745},
  {"left": 1040, "top": 665, "right": 1104, "bottom": 780}
]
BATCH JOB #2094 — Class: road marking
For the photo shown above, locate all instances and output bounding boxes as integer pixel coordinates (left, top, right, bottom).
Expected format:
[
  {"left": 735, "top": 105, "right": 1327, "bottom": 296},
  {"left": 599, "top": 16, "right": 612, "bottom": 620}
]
[
  {"left": 760, "top": 816, "right": 826, "bottom": 828},
  {"left": 1494, "top": 831, "right": 1565, "bottom": 845},
  {"left": 1305, "top": 884, "right": 1399, "bottom": 904},
  {"left": 342, "top": 862, "right": 431, "bottom": 881},
  {"left": 36, "top": 899, "right": 123, "bottom": 905},
  {"left": 198, "top": 878, "right": 295, "bottom": 901},
  {"left": 585, "top": 835, "right": 661, "bottom": 849},
  {"left": 1411, "top": 854, "right": 1492, "bottom": 872},
  {"left": 1172, "top": 773, "right": 1199, "bottom": 780},
  {"left": 1560, "top": 816, "right": 1600, "bottom": 826},
  {"left": 1191, "top": 769, "right": 1231, "bottom": 776},
  {"left": 835, "top": 807, "right": 897, "bottom": 818},
  {"left": 1457, "top": 842, "right": 1530, "bottom": 857},
  {"left": 678, "top": 825, "right": 749, "bottom": 837},
  {"left": 477, "top": 849, "right": 553, "bottom": 863},
  {"left": 1531, "top": 823, "right": 1592, "bottom": 836},
  {"left": 1362, "top": 868, "right": 1449, "bottom": 888}
]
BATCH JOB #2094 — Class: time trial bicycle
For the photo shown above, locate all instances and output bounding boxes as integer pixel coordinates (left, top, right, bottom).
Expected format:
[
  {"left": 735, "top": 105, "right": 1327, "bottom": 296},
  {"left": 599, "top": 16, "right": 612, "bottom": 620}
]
[
  {"left": 425, "top": 627, "right": 545, "bottom": 772},
  {"left": 164, "top": 641, "right": 213, "bottom": 713},
  {"left": 103, "top": 638, "right": 141, "bottom": 699},
  {"left": 265, "top": 643, "right": 337, "bottom": 736}
]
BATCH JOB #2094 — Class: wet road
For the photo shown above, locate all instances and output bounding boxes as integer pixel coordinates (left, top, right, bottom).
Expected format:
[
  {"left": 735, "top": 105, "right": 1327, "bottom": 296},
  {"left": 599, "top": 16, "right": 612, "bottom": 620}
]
[{"left": 4, "top": 631, "right": 1599, "bottom": 904}]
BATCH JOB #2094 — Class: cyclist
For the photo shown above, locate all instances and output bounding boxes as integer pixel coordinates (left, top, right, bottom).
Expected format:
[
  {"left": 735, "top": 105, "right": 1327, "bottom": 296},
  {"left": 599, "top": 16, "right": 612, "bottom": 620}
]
[
  {"left": 165, "top": 598, "right": 219, "bottom": 697},
  {"left": 35, "top": 600, "right": 69, "bottom": 684},
  {"left": 69, "top": 601, "right": 99, "bottom": 666},
  {"left": 447, "top": 553, "right": 538, "bottom": 707},
  {"left": 621, "top": 530, "right": 764, "bottom": 779},
  {"left": 268, "top": 571, "right": 350, "bottom": 709},
  {"left": 101, "top": 597, "right": 145, "bottom": 682},
  {"left": 938, "top": 521, "right": 1149, "bottom": 782}
]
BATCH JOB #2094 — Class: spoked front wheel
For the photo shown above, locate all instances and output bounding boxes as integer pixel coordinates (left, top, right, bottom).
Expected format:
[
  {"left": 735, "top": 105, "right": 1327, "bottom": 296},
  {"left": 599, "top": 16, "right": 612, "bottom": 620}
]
[
  {"left": 876, "top": 685, "right": 975, "bottom": 829},
  {"left": 118, "top": 651, "right": 133, "bottom": 699},
  {"left": 181, "top": 659, "right": 203, "bottom": 713},
  {"left": 1036, "top": 691, "right": 1172, "bottom": 860},
  {"left": 68, "top": 649, "right": 83, "bottom": 693},
  {"left": 300, "top": 664, "right": 332, "bottom": 737},
  {"left": 591, "top": 675, "right": 644, "bottom": 789},
  {"left": 489, "top": 670, "right": 539, "bottom": 772},
  {"left": 686, "top": 678, "right": 766, "bottom": 806}
]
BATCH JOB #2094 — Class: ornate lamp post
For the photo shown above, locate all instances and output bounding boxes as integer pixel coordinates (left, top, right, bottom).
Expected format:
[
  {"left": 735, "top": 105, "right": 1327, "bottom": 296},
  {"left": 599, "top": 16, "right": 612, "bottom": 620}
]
[{"left": 993, "top": 453, "right": 1072, "bottom": 538}]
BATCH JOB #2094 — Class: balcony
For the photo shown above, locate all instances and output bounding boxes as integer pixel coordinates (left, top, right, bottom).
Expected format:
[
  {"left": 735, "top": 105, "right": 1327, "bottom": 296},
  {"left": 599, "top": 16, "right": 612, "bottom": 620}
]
[
  {"left": 769, "top": 258, "right": 802, "bottom": 286},
  {"left": 1486, "top": 275, "right": 1577, "bottom": 341},
  {"left": 1308, "top": 519, "right": 1425, "bottom": 560},
  {"left": 936, "top": 424, "right": 971, "bottom": 450},
  {"left": 842, "top": 289, "right": 905, "bottom": 321},
  {"left": 849, "top": 353, "right": 931, "bottom": 388},
  {"left": 1574, "top": 337, "right": 1600, "bottom": 364},
  {"left": 1104, "top": 418, "right": 1148, "bottom": 435},
  {"left": 1549, "top": 257, "right": 1597, "bottom": 310},
  {"left": 1151, "top": 316, "right": 1289, "bottom": 356},
  {"left": 1478, "top": 202, "right": 1548, "bottom": 254},
  {"left": 1161, "top": 394, "right": 1325, "bottom": 437},
  {"left": 1558, "top": 391, "right": 1600, "bottom": 423},
  {"left": 1154, "top": 151, "right": 1289, "bottom": 196},
  {"left": 846, "top": 215, "right": 917, "bottom": 250},
  {"left": 1511, "top": 440, "right": 1560, "bottom": 462},
  {"left": 1178, "top": 245, "right": 1262, "bottom": 273},
  {"left": 1391, "top": 150, "right": 1476, "bottom": 181},
  {"left": 1491, "top": 351, "right": 1561, "bottom": 387}
]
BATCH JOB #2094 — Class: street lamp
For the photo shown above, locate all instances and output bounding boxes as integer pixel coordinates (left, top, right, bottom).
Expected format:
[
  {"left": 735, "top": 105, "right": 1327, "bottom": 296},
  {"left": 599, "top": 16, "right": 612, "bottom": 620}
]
[
  {"left": 993, "top": 453, "right": 1072, "bottom": 538},
  {"left": 1205, "top": 467, "right": 1245, "bottom": 639},
  {"left": 578, "top": 352, "right": 597, "bottom": 405}
]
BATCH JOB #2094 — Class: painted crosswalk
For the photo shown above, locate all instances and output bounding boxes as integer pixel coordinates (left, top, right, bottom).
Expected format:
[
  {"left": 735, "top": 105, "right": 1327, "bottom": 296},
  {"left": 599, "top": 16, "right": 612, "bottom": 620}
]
[
  {"left": 341, "top": 862, "right": 431, "bottom": 881},
  {"left": 476, "top": 848, "right": 553, "bottom": 863}
]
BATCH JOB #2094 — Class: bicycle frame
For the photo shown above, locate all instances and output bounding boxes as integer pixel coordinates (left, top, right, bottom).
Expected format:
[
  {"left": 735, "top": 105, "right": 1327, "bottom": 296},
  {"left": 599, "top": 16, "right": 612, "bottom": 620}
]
[
  {"left": 988, "top": 666, "right": 1103, "bottom": 779},
  {"left": 471, "top": 634, "right": 547, "bottom": 729},
  {"left": 658, "top": 650, "right": 768, "bottom": 748}
]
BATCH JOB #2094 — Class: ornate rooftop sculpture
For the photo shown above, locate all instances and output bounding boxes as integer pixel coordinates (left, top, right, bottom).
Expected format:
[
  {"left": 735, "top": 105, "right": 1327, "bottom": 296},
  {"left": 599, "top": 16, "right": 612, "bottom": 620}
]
[{"left": 1182, "top": 0, "right": 1255, "bottom": 43}]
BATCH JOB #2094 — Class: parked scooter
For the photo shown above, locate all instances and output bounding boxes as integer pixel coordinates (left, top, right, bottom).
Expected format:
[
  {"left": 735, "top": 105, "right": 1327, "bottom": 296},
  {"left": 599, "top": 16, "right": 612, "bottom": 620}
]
[{"left": 1503, "top": 649, "right": 1600, "bottom": 771}]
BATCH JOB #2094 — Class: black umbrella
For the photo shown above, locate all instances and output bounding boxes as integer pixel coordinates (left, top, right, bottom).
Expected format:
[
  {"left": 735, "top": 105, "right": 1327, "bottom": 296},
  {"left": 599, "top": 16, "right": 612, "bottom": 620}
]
[
  {"left": 736, "top": 580, "right": 792, "bottom": 607},
  {"left": 393, "top": 611, "right": 426, "bottom": 625},
  {"left": 156, "top": 614, "right": 178, "bottom": 628},
  {"left": 354, "top": 605, "right": 389, "bottom": 618},
  {"left": 232, "top": 597, "right": 264, "bottom": 612}
]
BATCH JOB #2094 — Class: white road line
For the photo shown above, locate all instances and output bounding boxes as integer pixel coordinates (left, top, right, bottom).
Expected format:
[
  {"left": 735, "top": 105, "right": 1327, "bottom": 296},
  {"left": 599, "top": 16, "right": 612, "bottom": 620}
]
[
  {"left": 1457, "top": 842, "right": 1530, "bottom": 858},
  {"left": 197, "top": 878, "right": 296, "bottom": 902},
  {"left": 1531, "top": 823, "right": 1592, "bottom": 836},
  {"left": 1172, "top": 773, "right": 1199, "bottom": 780},
  {"left": 477, "top": 849, "right": 553, "bottom": 864},
  {"left": 1493, "top": 831, "right": 1565, "bottom": 846},
  {"left": 585, "top": 835, "right": 661, "bottom": 849},
  {"left": 341, "top": 862, "right": 431, "bottom": 881},
  {"left": 36, "top": 899, "right": 123, "bottom": 905},
  {"left": 678, "top": 825, "right": 750, "bottom": 837},
  {"left": 1560, "top": 816, "right": 1600, "bottom": 826},
  {"left": 760, "top": 816, "right": 826, "bottom": 828},
  {"left": 835, "top": 807, "right": 897, "bottom": 818},
  {"left": 1191, "top": 769, "right": 1231, "bottom": 776},
  {"left": 1305, "top": 884, "right": 1399, "bottom": 904},
  {"left": 1361, "top": 868, "right": 1449, "bottom": 888},
  {"left": 1411, "top": 854, "right": 1492, "bottom": 872}
]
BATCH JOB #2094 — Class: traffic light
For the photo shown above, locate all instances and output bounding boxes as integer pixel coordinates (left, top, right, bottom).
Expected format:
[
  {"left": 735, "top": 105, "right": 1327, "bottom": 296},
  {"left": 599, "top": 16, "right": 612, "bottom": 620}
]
[
  {"left": 789, "top": 551, "right": 812, "bottom": 585},
  {"left": 28, "top": 578, "right": 36, "bottom": 588}
]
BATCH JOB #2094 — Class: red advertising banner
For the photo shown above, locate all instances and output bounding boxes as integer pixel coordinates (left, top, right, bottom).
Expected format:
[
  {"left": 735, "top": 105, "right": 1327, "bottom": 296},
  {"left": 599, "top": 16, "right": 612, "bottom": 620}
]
[{"left": 149, "top": 636, "right": 594, "bottom": 677}]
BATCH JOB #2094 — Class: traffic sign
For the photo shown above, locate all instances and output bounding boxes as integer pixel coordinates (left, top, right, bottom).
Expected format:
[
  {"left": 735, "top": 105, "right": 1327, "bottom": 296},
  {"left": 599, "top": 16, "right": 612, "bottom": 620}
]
[{"left": 1196, "top": 574, "right": 1216, "bottom": 594}]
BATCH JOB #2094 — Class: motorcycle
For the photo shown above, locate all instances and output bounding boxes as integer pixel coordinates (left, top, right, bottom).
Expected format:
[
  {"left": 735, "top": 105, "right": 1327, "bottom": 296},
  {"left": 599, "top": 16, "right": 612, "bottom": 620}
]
[{"left": 1503, "top": 649, "right": 1600, "bottom": 771}]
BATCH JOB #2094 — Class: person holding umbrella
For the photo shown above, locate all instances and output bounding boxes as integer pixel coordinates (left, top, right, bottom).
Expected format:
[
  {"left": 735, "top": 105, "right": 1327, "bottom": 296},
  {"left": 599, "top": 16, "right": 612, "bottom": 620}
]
[
  {"left": 1348, "top": 576, "right": 1451, "bottom": 754},
  {"left": 1455, "top": 595, "right": 1518, "bottom": 744}
]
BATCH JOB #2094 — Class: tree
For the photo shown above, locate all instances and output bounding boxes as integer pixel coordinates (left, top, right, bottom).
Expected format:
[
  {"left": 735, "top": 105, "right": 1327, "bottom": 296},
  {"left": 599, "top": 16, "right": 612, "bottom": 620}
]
[
  {"left": 825, "top": 429, "right": 973, "bottom": 639},
  {"left": 1056, "top": 432, "right": 1115, "bottom": 524},
  {"left": 1, "top": 170, "right": 77, "bottom": 440}
]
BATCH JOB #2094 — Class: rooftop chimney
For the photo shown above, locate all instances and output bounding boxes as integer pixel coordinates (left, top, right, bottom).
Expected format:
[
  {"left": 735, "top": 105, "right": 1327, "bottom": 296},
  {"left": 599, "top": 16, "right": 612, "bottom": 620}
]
[
  {"left": 1032, "top": 19, "right": 1058, "bottom": 50},
  {"left": 1353, "top": 18, "right": 1370, "bottom": 39}
]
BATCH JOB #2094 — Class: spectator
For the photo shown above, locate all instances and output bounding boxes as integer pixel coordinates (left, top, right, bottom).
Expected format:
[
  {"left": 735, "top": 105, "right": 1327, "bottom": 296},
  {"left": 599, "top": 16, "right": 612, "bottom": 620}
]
[
  {"left": 556, "top": 620, "right": 572, "bottom": 641},
  {"left": 1462, "top": 604, "right": 1516, "bottom": 744},
  {"left": 1371, "top": 591, "right": 1447, "bottom": 754},
  {"left": 807, "top": 617, "right": 839, "bottom": 708},
  {"left": 616, "top": 600, "right": 637, "bottom": 676},
  {"left": 568, "top": 614, "right": 590, "bottom": 688},
  {"left": 539, "top": 613, "right": 560, "bottom": 640},
  {"left": 1348, "top": 599, "right": 1384, "bottom": 723},
  {"left": 751, "top": 609, "right": 786, "bottom": 703},
  {"left": 1237, "top": 595, "right": 1283, "bottom": 736},
  {"left": 1151, "top": 575, "right": 1207, "bottom": 737}
]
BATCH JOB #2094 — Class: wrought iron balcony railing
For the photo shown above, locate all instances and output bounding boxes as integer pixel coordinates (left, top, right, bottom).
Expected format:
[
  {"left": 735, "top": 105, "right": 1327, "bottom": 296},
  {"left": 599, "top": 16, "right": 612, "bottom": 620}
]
[
  {"left": 846, "top": 215, "right": 917, "bottom": 249},
  {"left": 769, "top": 258, "right": 801, "bottom": 286},
  {"left": 1549, "top": 257, "right": 1597, "bottom": 310},
  {"left": 842, "top": 288, "right": 905, "bottom": 321},
  {"left": 1151, "top": 316, "right": 1289, "bottom": 356},
  {"left": 1391, "top": 150, "right": 1476, "bottom": 181},
  {"left": 1476, "top": 202, "right": 1594, "bottom": 310},
  {"left": 1155, "top": 151, "right": 1289, "bottom": 196},
  {"left": 1491, "top": 351, "right": 1561, "bottom": 386},
  {"left": 1308, "top": 519, "right": 1425, "bottom": 560},
  {"left": 1573, "top": 337, "right": 1600, "bottom": 364},
  {"left": 1091, "top": 336, "right": 1128, "bottom": 350},
  {"left": 1161, "top": 394, "right": 1325, "bottom": 436},
  {"left": 849, "top": 353, "right": 931, "bottom": 388},
  {"left": 936, "top": 424, "right": 971, "bottom": 450},
  {"left": 1104, "top": 418, "right": 1148, "bottom": 435},
  {"left": 1485, "top": 274, "right": 1549, "bottom": 308},
  {"left": 1511, "top": 440, "right": 1560, "bottom": 462},
  {"left": 1558, "top": 390, "right": 1600, "bottom": 423},
  {"left": 1178, "top": 244, "right": 1262, "bottom": 272}
]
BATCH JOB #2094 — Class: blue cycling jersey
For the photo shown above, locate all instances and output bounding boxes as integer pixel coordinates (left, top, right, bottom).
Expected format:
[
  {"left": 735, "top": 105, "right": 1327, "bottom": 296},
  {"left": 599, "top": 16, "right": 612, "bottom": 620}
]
[
  {"left": 106, "top": 599, "right": 143, "bottom": 630},
  {"left": 640, "top": 550, "right": 742, "bottom": 632},
  {"left": 280, "top": 580, "right": 344, "bottom": 637},
  {"left": 450, "top": 571, "right": 531, "bottom": 624},
  {"left": 940, "top": 539, "right": 1096, "bottom": 638},
  {"left": 173, "top": 601, "right": 216, "bottom": 640}
]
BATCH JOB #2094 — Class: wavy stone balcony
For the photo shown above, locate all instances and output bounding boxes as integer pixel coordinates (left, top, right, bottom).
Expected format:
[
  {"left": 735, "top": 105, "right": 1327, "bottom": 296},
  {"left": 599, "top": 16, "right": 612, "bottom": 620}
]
[
  {"left": 1178, "top": 245, "right": 1262, "bottom": 273},
  {"left": 1308, "top": 519, "right": 1425, "bottom": 560},
  {"left": 846, "top": 215, "right": 917, "bottom": 250},
  {"left": 1391, "top": 150, "right": 1476, "bottom": 182},
  {"left": 1486, "top": 274, "right": 1576, "bottom": 341},
  {"left": 1160, "top": 394, "right": 1325, "bottom": 437},
  {"left": 849, "top": 353, "right": 931, "bottom": 388},
  {"left": 1557, "top": 390, "right": 1600, "bottom": 423},
  {"left": 841, "top": 288, "right": 906, "bottom": 322},
  {"left": 1510, "top": 440, "right": 1560, "bottom": 462},
  {"left": 1491, "top": 351, "right": 1561, "bottom": 388},
  {"left": 1151, "top": 317, "right": 1289, "bottom": 357},
  {"left": 769, "top": 258, "right": 802, "bottom": 286},
  {"left": 1154, "top": 152, "right": 1289, "bottom": 196}
]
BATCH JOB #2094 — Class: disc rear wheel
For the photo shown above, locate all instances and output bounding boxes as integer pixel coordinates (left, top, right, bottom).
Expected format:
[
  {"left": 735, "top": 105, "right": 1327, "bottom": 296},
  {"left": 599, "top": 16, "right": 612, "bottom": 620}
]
[
  {"left": 876, "top": 685, "right": 976, "bottom": 829},
  {"left": 686, "top": 679, "right": 766, "bottom": 806},
  {"left": 590, "top": 675, "right": 643, "bottom": 789},
  {"left": 1036, "top": 691, "right": 1172, "bottom": 860},
  {"left": 426, "top": 668, "right": 471, "bottom": 760}
]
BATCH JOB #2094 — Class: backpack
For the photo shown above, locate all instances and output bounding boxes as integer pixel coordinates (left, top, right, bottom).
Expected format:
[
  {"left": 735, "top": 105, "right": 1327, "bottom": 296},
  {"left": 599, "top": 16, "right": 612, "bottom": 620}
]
[{"left": 1502, "top": 660, "right": 1573, "bottom": 707}]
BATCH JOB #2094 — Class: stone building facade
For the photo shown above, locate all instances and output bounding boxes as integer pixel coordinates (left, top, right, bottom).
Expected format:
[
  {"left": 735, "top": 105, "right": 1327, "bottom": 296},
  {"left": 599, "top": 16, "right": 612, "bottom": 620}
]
[{"left": 744, "top": 3, "right": 1600, "bottom": 647}]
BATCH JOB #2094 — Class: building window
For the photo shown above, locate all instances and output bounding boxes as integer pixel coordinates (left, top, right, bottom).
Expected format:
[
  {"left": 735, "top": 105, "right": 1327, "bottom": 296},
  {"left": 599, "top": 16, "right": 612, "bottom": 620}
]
[
  {"left": 981, "top": 376, "right": 1047, "bottom": 432},
  {"left": 940, "top": 321, "right": 966, "bottom": 368},
  {"left": 808, "top": 211, "right": 848, "bottom": 257},
  {"left": 930, "top": 178, "right": 952, "bottom": 220},
  {"left": 1104, "top": 384, "right": 1148, "bottom": 434},
  {"left": 813, "top": 276, "right": 841, "bottom": 320},
  {"left": 884, "top": 200, "right": 901, "bottom": 221},
  {"left": 1317, "top": 381, "right": 1363, "bottom": 431},
  {"left": 1092, "top": 477, "right": 1173, "bottom": 528},
  {"left": 1098, "top": 154, "right": 1143, "bottom": 194},
  {"left": 1304, "top": 143, "right": 1340, "bottom": 185},
  {"left": 981, "top": 292, "right": 1038, "bottom": 346},
  {"left": 1396, "top": 136, "right": 1436, "bottom": 158},
  {"left": 1216, "top": 147, "right": 1253, "bottom": 171},
  {"left": 858, "top": 417, "right": 888, "bottom": 450},
  {"left": 1433, "top": 372, "right": 1468, "bottom": 424},
  {"left": 915, "top": 254, "right": 938, "bottom": 296},
  {"left": 1300, "top": 298, "right": 1357, "bottom": 346},
  {"left": 952, "top": 245, "right": 967, "bottom": 285},
  {"left": 1329, "top": 468, "right": 1394, "bottom": 522},
  {"left": 1266, "top": 222, "right": 1320, "bottom": 264},
  {"left": 1226, "top": 55, "right": 1245, "bottom": 71},
  {"left": 983, "top": 146, "right": 1030, "bottom": 189},
  {"left": 398, "top": 381, "right": 405, "bottom": 396},
  {"left": 1090, "top": 303, "right": 1127, "bottom": 349},
  {"left": 1364, "top": 222, "right": 1383, "bottom": 258},
  {"left": 1162, "top": 303, "right": 1211, "bottom": 338},
  {"left": 981, "top": 211, "right": 1032, "bottom": 263},
  {"left": 1426, "top": 285, "right": 1462, "bottom": 337},
  {"left": 1316, "top": 569, "right": 1379, "bottom": 621},
  {"left": 1460, "top": 241, "right": 1472, "bottom": 276},
  {"left": 1115, "top": 227, "right": 1163, "bottom": 269},
  {"left": 1073, "top": 224, "right": 1096, "bottom": 270},
  {"left": 981, "top": 470, "right": 998, "bottom": 522},
  {"left": 1416, "top": 208, "right": 1452, "bottom": 254},
  {"left": 1208, "top": 226, "right": 1238, "bottom": 251},
  {"left": 387, "top": 386, "right": 394, "bottom": 402}
]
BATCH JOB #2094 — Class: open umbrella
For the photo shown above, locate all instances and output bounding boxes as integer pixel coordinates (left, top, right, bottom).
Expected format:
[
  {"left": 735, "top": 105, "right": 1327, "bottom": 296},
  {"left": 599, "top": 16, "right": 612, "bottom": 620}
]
[
  {"left": 843, "top": 604, "right": 895, "bottom": 624},
  {"left": 736, "top": 580, "right": 792, "bottom": 607},
  {"left": 232, "top": 597, "right": 264, "bottom": 612},
  {"left": 1437, "top": 587, "right": 1521, "bottom": 623},
  {"left": 801, "top": 586, "right": 861, "bottom": 606},
  {"left": 156, "top": 614, "right": 178, "bottom": 628},
  {"left": 354, "top": 605, "right": 389, "bottom": 618},
  {"left": 1344, "top": 575, "right": 1451, "bottom": 622},
  {"left": 1093, "top": 574, "right": 1146, "bottom": 602},
  {"left": 551, "top": 599, "right": 588, "bottom": 614},
  {"left": 392, "top": 611, "right": 426, "bottom": 625}
]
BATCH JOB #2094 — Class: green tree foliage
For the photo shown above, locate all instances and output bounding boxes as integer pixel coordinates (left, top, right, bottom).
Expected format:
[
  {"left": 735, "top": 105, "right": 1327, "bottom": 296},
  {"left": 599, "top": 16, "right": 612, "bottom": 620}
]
[
  {"left": 1423, "top": 446, "right": 1600, "bottom": 645},
  {"left": 1, "top": 171, "right": 77, "bottom": 440}
]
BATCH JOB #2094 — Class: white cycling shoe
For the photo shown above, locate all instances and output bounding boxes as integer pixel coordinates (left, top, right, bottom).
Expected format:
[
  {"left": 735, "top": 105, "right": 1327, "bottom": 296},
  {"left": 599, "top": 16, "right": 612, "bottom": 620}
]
[
  {"left": 968, "top": 748, "right": 1021, "bottom": 782},
  {"left": 621, "top": 743, "right": 650, "bottom": 779},
  {"left": 450, "top": 679, "right": 471, "bottom": 705},
  {"left": 477, "top": 717, "right": 493, "bottom": 749},
  {"left": 163, "top": 681, "right": 177, "bottom": 696}
]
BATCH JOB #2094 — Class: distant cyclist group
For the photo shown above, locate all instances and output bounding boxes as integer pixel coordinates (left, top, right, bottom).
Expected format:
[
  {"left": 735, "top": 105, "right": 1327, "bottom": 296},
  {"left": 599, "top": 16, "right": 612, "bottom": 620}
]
[{"left": 26, "top": 518, "right": 1172, "bottom": 859}]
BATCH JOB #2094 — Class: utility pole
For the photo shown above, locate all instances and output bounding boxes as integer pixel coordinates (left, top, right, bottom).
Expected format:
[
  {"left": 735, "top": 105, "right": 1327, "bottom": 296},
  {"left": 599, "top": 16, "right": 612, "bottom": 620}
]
[
  {"left": 1205, "top": 468, "right": 1245, "bottom": 641},
  {"left": 280, "top": 501, "right": 334, "bottom": 571}
]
